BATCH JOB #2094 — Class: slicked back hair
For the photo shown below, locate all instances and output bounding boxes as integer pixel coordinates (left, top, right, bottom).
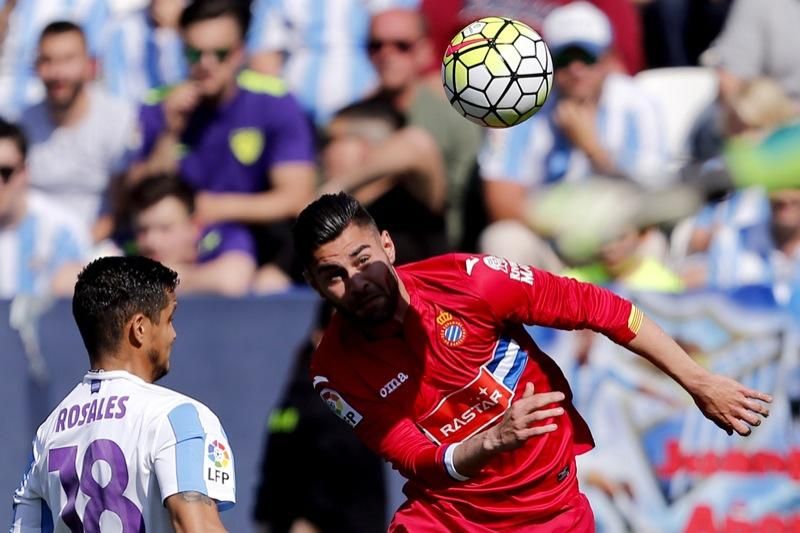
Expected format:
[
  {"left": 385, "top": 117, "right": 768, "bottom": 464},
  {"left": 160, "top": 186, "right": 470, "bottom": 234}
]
[
  {"left": 293, "top": 192, "right": 378, "bottom": 269},
  {"left": 72, "top": 256, "right": 179, "bottom": 360}
]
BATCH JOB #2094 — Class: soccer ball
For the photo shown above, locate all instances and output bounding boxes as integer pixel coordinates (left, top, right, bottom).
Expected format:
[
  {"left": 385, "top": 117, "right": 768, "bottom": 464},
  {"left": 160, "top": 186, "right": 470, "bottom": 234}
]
[{"left": 442, "top": 17, "right": 553, "bottom": 128}]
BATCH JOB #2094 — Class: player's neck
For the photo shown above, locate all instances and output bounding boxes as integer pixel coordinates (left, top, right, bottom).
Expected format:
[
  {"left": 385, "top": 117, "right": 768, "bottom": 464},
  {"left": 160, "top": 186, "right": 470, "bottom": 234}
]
[{"left": 91, "top": 352, "right": 157, "bottom": 383}]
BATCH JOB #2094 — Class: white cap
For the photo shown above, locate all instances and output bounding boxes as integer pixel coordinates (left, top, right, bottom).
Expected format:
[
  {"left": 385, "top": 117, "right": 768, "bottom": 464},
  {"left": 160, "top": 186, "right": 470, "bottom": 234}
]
[{"left": 543, "top": 1, "right": 612, "bottom": 57}]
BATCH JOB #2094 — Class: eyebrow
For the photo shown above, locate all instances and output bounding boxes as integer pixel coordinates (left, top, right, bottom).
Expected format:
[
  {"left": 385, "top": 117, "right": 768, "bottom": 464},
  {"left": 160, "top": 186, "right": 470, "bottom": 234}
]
[
  {"left": 349, "top": 244, "right": 371, "bottom": 258},
  {"left": 314, "top": 244, "right": 372, "bottom": 274}
]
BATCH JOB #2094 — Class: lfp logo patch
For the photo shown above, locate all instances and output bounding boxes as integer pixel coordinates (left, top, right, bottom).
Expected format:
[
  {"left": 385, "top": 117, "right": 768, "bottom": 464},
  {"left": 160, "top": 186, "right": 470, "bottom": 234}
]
[
  {"left": 207, "top": 440, "right": 230, "bottom": 468},
  {"left": 437, "top": 310, "right": 466, "bottom": 347},
  {"left": 320, "top": 388, "right": 363, "bottom": 428}
]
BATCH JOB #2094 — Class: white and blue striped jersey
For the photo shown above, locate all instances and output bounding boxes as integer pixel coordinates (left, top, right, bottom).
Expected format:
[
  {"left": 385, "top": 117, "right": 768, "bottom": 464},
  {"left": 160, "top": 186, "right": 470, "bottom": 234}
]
[
  {"left": 0, "top": 191, "right": 89, "bottom": 298},
  {"left": 0, "top": 0, "right": 109, "bottom": 119},
  {"left": 11, "top": 370, "right": 236, "bottom": 532},
  {"left": 246, "top": 0, "right": 419, "bottom": 125},
  {"left": 479, "top": 73, "right": 668, "bottom": 191},
  {"left": 99, "top": 8, "right": 186, "bottom": 104}
]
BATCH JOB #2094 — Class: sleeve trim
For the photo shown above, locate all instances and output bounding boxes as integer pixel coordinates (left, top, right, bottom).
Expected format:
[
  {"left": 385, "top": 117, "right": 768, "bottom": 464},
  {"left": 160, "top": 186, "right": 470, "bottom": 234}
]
[{"left": 443, "top": 443, "right": 470, "bottom": 482}]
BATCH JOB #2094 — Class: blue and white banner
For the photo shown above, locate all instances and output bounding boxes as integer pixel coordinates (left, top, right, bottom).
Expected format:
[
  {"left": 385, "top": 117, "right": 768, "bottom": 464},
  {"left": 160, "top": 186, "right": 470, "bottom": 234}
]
[{"left": 529, "top": 289, "right": 799, "bottom": 533}]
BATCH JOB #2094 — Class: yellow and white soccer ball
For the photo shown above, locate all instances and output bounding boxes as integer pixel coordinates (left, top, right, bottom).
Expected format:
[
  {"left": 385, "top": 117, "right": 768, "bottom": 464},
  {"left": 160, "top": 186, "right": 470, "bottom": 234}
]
[{"left": 442, "top": 17, "right": 553, "bottom": 128}]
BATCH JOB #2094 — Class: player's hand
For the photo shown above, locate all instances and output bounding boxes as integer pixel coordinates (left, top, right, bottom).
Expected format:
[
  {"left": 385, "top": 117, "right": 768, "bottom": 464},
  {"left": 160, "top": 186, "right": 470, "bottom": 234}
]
[
  {"left": 485, "top": 382, "right": 565, "bottom": 453},
  {"left": 690, "top": 373, "right": 772, "bottom": 436},
  {"left": 163, "top": 82, "right": 201, "bottom": 134}
]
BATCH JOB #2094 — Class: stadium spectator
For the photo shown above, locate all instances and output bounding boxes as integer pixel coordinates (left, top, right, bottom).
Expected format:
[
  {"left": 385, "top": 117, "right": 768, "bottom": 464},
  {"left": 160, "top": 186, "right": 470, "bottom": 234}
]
[
  {"left": 700, "top": 182, "right": 800, "bottom": 305},
  {"left": 321, "top": 97, "right": 448, "bottom": 264},
  {"left": 253, "top": 302, "right": 387, "bottom": 533},
  {"left": 478, "top": 1, "right": 667, "bottom": 269},
  {"left": 678, "top": 79, "right": 800, "bottom": 288},
  {"left": 100, "top": 0, "right": 188, "bottom": 103},
  {"left": 129, "top": 0, "right": 316, "bottom": 290},
  {"left": 247, "top": 0, "right": 419, "bottom": 126},
  {"left": 292, "top": 192, "right": 771, "bottom": 531},
  {"left": 705, "top": 0, "right": 800, "bottom": 105},
  {"left": 12, "top": 256, "right": 236, "bottom": 531},
  {"left": 128, "top": 174, "right": 256, "bottom": 296},
  {"left": 0, "top": 0, "right": 108, "bottom": 119},
  {"left": 0, "top": 118, "right": 88, "bottom": 298},
  {"left": 19, "top": 21, "right": 137, "bottom": 242},
  {"left": 352, "top": 7, "right": 482, "bottom": 249}
]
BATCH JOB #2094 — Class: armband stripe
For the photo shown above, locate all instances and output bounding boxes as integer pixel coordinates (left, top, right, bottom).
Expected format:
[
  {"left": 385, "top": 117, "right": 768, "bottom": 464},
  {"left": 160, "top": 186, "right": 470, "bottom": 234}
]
[{"left": 627, "top": 305, "right": 644, "bottom": 335}]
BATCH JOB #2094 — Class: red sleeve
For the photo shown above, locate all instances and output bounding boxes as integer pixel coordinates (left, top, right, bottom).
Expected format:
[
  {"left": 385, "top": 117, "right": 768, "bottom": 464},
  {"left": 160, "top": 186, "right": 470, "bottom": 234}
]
[
  {"left": 311, "top": 358, "right": 454, "bottom": 487},
  {"left": 460, "top": 255, "right": 642, "bottom": 344}
]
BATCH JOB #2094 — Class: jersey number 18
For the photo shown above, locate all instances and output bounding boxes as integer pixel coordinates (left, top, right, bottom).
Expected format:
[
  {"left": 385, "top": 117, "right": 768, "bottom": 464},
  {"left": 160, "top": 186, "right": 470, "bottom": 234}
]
[{"left": 49, "top": 439, "right": 144, "bottom": 532}]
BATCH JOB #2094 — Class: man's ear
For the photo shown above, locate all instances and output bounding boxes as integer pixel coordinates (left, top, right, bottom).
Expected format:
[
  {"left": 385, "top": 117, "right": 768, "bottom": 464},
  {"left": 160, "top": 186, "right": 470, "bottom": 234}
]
[
  {"left": 127, "top": 313, "right": 147, "bottom": 348},
  {"left": 303, "top": 269, "right": 321, "bottom": 293},
  {"left": 380, "top": 230, "right": 396, "bottom": 265}
]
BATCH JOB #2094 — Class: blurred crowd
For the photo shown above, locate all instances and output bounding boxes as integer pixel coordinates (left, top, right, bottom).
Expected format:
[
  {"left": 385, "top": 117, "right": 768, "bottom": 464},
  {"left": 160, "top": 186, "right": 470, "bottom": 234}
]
[
  {"left": 2, "top": 0, "right": 799, "bottom": 530},
  {"left": 1, "top": 0, "right": 799, "bottom": 312}
]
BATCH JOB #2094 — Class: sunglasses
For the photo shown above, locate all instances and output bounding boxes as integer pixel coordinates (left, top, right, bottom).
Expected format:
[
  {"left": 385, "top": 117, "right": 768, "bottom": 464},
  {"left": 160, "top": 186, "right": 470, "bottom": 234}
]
[
  {"left": 553, "top": 47, "right": 599, "bottom": 69},
  {"left": 184, "top": 46, "right": 233, "bottom": 65},
  {"left": 0, "top": 165, "right": 18, "bottom": 184},
  {"left": 367, "top": 39, "right": 416, "bottom": 54}
]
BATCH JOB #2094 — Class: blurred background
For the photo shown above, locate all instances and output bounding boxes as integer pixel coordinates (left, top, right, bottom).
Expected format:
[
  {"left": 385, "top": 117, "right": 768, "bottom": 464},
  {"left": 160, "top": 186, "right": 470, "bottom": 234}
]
[{"left": 1, "top": 0, "right": 798, "bottom": 531}]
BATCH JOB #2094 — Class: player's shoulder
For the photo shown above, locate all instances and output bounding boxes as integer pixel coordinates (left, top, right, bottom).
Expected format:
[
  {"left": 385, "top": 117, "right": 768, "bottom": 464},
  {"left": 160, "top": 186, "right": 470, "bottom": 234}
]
[{"left": 140, "top": 383, "right": 221, "bottom": 423}]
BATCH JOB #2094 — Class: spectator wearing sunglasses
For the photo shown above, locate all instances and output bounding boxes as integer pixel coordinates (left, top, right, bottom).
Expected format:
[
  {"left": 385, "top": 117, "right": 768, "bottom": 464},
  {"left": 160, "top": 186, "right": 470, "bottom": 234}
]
[
  {"left": 329, "top": 7, "right": 481, "bottom": 251},
  {"left": 478, "top": 2, "right": 668, "bottom": 270},
  {"left": 246, "top": 0, "right": 420, "bottom": 127},
  {"left": 19, "top": 21, "right": 138, "bottom": 244},
  {"left": 0, "top": 118, "right": 89, "bottom": 298},
  {"left": 128, "top": 0, "right": 316, "bottom": 294}
]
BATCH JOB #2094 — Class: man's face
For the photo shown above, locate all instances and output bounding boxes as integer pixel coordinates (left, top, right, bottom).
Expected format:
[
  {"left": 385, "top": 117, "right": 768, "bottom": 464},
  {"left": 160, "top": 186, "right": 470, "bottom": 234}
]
[
  {"left": 770, "top": 189, "right": 800, "bottom": 236},
  {"left": 553, "top": 46, "right": 608, "bottom": 101},
  {"left": 135, "top": 196, "right": 198, "bottom": 264},
  {"left": 307, "top": 222, "right": 400, "bottom": 325},
  {"left": 36, "top": 31, "right": 92, "bottom": 109},
  {"left": 182, "top": 15, "right": 244, "bottom": 99},
  {"left": 368, "top": 10, "right": 430, "bottom": 92},
  {"left": 145, "top": 291, "right": 178, "bottom": 382},
  {"left": 0, "top": 138, "right": 26, "bottom": 221}
]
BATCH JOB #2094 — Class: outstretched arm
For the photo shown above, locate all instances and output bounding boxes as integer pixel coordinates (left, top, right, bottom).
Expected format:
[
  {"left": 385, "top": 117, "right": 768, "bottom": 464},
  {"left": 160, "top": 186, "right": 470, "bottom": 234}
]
[
  {"left": 165, "top": 491, "right": 228, "bottom": 533},
  {"left": 626, "top": 315, "right": 772, "bottom": 435}
]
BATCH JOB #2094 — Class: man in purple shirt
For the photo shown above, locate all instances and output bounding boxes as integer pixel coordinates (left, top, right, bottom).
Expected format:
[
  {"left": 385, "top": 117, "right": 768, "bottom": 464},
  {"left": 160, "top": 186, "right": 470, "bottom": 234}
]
[
  {"left": 129, "top": 173, "right": 257, "bottom": 296},
  {"left": 129, "top": 0, "right": 315, "bottom": 290}
]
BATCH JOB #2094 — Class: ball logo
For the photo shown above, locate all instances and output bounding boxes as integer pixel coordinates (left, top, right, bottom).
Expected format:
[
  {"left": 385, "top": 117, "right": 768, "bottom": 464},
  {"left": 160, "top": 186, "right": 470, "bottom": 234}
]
[
  {"left": 207, "top": 440, "right": 230, "bottom": 468},
  {"left": 444, "top": 38, "right": 490, "bottom": 58},
  {"left": 437, "top": 311, "right": 466, "bottom": 347}
]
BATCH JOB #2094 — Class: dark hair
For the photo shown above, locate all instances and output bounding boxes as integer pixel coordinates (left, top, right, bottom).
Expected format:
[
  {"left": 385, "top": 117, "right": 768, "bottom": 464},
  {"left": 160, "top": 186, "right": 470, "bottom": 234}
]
[
  {"left": 73, "top": 256, "right": 179, "bottom": 359},
  {"left": 334, "top": 96, "right": 407, "bottom": 131},
  {"left": 0, "top": 118, "right": 27, "bottom": 159},
  {"left": 129, "top": 174, "right": 195, "bottom": 217},
  {"left": 293, "top": 192, "right": 377, "bottom": 268},
  {"left": 179, "top": 0, "right": 249, "bottom": 37},
  {"left": 39, "top": 20, "right": 86, "bottom": 45}
]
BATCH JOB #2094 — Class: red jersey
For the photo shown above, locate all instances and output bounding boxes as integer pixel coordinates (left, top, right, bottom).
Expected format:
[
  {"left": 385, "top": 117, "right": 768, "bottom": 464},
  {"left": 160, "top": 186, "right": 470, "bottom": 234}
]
[{"left": 311, "top": 254, "right": 642, "bottom": 531}]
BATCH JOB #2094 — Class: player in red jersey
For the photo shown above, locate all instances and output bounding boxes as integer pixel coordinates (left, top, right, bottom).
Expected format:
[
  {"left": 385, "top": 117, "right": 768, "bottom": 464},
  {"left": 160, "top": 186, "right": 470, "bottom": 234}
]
[{"left": 292, "top": 193, "right": 773, "bottom": 532}]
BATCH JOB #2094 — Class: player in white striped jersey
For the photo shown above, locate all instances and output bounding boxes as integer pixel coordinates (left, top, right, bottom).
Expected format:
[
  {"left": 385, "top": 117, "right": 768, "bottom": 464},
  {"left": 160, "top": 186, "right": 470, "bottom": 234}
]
[{"left": 11, "top": 256, "right": 235, "bottom": 532}]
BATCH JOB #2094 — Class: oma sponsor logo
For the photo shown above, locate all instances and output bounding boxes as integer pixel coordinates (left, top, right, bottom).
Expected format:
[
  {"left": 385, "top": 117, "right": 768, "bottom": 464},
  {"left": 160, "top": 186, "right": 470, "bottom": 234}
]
[{"left": 380, "top": 372, "right": 409, "bottom": 398}]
